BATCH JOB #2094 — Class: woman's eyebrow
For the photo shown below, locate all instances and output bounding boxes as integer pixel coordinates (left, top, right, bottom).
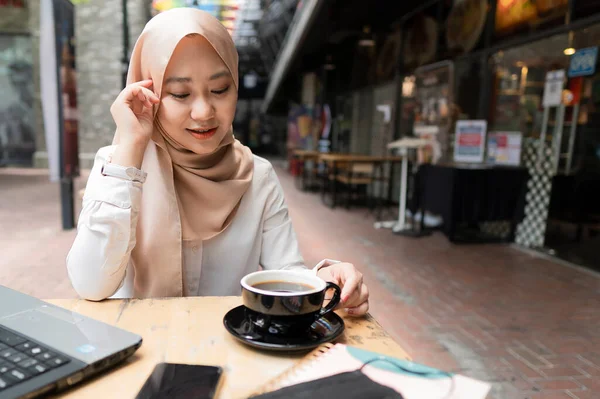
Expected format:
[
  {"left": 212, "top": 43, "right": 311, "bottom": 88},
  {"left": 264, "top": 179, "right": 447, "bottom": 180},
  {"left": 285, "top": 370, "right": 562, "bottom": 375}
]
[
  {"left": 209, "top": 70, "right": 229, "bottom": 80},
  {"left": 164, "top": 76, "right": 191, "bottom": 84},
  {"left": 164, "top": 71, "right": 229, "bottom": 84}
]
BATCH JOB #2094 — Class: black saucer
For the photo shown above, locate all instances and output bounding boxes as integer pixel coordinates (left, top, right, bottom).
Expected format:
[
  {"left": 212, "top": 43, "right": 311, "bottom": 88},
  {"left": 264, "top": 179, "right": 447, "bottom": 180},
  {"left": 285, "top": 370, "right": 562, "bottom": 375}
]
[{"left": 223, "top": 305, "right": 345, "bottom": 352}]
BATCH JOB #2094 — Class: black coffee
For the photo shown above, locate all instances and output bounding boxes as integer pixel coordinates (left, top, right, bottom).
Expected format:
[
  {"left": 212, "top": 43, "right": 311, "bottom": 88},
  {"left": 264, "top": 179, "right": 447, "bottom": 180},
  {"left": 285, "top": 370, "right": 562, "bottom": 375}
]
[{"left": 252, "top": 280, "right": 315, "bottom": 293}]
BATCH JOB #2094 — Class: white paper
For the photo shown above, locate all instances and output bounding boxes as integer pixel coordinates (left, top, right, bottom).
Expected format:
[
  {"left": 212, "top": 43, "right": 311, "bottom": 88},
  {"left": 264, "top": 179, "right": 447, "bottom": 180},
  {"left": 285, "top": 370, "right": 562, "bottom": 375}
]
[
  {"left": 543, "top": 69, "right": 565, "bottom": 107},
  {"left": 488, "top": 131, "right": 522, "bottom": 166}
]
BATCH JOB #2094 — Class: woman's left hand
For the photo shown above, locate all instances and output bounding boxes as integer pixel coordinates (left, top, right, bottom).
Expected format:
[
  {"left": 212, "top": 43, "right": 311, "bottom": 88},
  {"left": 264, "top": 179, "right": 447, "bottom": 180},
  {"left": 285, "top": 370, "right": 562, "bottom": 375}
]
[{"left": 316, "top": 262, "right": 369, "bottom": 317}]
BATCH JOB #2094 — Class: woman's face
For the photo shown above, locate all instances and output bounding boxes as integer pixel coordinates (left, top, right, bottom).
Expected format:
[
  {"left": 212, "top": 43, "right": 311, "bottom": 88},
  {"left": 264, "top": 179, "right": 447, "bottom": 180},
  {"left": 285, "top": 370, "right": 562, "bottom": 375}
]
[{"left": 158, "top": 35, "right": 237, "bottom": 154}]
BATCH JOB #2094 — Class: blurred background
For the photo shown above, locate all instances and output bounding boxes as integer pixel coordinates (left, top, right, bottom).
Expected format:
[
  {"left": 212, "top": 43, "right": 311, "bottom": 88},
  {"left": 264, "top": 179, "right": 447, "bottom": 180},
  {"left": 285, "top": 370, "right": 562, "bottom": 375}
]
[
  {"left": 3, "top": 0, "right": 600, "bottom": 270},
  {"left": 2, "top": 1, "right": 600, "bottom": 398}
]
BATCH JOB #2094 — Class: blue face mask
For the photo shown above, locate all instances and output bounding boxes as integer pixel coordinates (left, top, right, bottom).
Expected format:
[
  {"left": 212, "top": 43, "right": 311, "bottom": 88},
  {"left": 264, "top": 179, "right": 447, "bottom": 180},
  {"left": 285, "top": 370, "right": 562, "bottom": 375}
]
[{"left": 250, "top": 370, "right": 404, "bottom": 399}]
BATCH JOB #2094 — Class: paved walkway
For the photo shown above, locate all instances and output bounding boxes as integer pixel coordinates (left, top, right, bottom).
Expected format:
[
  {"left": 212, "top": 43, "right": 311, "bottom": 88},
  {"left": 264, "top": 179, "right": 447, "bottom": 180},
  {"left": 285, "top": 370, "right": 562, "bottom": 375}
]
[{"left": 1, "top": 163, "right": 599, "bottom": 399}]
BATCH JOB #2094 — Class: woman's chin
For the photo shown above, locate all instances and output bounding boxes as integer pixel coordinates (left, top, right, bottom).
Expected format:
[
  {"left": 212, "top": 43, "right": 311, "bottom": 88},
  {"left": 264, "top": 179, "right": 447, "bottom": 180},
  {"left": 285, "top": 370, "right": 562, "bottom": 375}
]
[{"left": 186, "top": 139, "right": 222, "bottom": 155}]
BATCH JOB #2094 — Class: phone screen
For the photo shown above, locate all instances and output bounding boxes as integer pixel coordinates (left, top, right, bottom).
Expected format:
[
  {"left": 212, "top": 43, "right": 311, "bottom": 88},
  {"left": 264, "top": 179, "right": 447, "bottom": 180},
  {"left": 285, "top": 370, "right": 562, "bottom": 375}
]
[{"left": 135, "top": 363, "right": 223, "bottom": 399}]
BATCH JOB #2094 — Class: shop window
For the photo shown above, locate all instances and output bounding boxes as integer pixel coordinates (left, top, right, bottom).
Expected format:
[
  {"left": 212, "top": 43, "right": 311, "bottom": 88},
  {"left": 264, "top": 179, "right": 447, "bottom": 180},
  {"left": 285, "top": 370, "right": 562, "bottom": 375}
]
[
  {"left": 489, "top": 33, "right": 569, "bottom": 138},
  {"left": 571, "top": 23, "right": 600, "bottom": 171},
  {"left": 490, "top": 23, "right": 600, "bottom": 174}
]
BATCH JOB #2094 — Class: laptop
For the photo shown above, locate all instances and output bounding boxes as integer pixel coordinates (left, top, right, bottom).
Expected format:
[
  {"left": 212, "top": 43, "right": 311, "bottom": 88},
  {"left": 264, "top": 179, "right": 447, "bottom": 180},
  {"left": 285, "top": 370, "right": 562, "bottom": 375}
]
[{"left": 0, "top": 285, "right": 142, "bottom": 399}]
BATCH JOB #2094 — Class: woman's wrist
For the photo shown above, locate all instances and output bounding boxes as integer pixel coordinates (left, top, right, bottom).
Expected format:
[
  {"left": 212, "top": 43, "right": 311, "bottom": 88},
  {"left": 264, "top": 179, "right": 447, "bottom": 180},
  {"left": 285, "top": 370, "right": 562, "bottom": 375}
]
[{"left": 111, "top": 139, "right": 147, "bottom": 169}]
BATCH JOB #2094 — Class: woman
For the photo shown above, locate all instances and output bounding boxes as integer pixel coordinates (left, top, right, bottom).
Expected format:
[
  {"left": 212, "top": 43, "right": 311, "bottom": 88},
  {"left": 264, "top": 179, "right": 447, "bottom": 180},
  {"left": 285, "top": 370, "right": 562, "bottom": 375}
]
[{"left": 66, "top": 8, "right": 369, "bottom": 316}]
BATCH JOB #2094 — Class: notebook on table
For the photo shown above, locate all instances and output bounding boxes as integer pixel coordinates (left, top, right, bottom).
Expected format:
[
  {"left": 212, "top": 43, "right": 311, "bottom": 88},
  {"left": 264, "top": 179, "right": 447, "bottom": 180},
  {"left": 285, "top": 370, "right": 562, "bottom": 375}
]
[{"left": 250, "top": 343, "right": 491, "bottom": 399}]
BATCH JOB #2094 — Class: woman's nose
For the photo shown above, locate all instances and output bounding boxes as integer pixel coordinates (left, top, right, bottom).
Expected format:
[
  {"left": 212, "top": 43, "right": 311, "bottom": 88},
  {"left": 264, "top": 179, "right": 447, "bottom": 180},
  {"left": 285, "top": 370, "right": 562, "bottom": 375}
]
[{"left": 190, "top": 97, "right": 215, "bottom": 121}]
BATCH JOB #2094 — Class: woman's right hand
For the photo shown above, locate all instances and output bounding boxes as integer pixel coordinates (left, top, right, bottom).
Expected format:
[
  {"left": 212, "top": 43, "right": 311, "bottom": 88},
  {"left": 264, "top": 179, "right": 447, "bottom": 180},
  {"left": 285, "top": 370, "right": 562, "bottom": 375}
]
[
  {"left": 109, "top": 80, "right": 160, "bottom": 169},
  {"left": 110, "top": 79, "right": 160, "bottom": 147}
]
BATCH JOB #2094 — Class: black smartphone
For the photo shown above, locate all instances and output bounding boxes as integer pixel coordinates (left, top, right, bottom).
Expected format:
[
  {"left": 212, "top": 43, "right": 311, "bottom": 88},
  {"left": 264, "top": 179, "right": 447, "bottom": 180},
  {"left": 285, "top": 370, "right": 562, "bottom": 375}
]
[{"left": 135, "top": 363, "right": 223, "bottom": 399}]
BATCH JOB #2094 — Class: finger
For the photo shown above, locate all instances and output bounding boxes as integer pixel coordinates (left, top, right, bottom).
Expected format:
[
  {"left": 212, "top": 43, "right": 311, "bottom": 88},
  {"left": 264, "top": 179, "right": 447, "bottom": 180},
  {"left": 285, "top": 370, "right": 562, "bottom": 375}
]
[
  {"left": 131, "top": 79, "right": 153, "bottom": 88},
  {"left": 128, "top": 86, "right": 157, "bottom": 110},
  {"left": 126, "top": 84, "right": 154, "bottom": 100},
  {"left": 346, "top": 301, "right": 369, "bottom": 317},
  {"left": 132, "top": 95, "right": 144, "bottom": 115},
  {"left": 139, "top": 87, "right": 160, "bottom": 106},
  {"left": 340, "top": 272, "right": 362, "bottom": 305},
  {"left": 136, "top": 90, "right": 153, "bottom": 109},
  {"left": 123, "top": 86, "right": 139, "bottom": 105},
  {"left": 344, "top": 283, "right": 368, "bottom": 309},
  {"left": 149, "top": 93, "right": 160, "bottom": 104},
  {"left": 340, "top": 283, "right": 360, "bottom": 308},
  {"left": 131, "top": 80, "right": 157, "bottom": 101},
  {"left": 136, "top": 90, "right": 146, "bottom": 105}
]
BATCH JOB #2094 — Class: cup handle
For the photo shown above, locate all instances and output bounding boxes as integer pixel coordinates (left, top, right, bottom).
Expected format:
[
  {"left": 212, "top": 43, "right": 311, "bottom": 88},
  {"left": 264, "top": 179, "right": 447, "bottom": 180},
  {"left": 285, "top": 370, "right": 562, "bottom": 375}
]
[{"left": 319, "top": 282, "right": 341, "bottom": 318}]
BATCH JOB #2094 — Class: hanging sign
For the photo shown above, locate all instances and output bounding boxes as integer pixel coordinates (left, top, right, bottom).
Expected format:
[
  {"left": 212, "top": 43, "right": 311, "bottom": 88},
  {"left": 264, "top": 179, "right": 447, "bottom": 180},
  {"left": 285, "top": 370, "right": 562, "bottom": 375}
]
[{"left": 568, "top": 47, "right": 597, "bottom": 78}]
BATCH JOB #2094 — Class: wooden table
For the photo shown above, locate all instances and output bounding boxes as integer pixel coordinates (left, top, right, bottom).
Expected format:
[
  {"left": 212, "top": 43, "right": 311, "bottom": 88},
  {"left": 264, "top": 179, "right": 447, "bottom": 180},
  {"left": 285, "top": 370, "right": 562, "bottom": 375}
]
[
  {"left": 47, "top": 297, "right": 408, "bottom": 399},
  {"left": 292, "top": 149, "right": 320, "bottom": 158},
  {"left": 318, "top": 153, "right": 404, "bottom": 210}
]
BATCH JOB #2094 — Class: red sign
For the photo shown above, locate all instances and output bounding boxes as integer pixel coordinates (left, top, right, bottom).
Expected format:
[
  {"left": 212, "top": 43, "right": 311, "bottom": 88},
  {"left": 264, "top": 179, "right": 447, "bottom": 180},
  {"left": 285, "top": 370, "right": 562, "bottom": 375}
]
[{"left": 458, "top": 133, "right": 483, "bottom": 146}]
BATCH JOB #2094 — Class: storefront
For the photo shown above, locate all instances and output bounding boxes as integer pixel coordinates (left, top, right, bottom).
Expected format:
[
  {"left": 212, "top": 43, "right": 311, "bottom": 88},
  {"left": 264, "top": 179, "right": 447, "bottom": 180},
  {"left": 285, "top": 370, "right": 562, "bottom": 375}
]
[
  {"left": 393, "top": 0, "right": 600, "bottom": 269},
  {"left": 490, "top": 24, "right": 600, "bottom": 269},
  {"left": 0, "top": 0, "right": 35, "bottom": 166}
]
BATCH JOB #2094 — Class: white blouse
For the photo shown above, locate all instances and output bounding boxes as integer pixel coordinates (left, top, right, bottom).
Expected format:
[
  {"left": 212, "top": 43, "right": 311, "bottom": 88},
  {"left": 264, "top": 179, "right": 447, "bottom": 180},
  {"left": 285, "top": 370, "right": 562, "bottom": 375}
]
[{"left": 66, "top": 146, "right": 317, "bottom": 301}]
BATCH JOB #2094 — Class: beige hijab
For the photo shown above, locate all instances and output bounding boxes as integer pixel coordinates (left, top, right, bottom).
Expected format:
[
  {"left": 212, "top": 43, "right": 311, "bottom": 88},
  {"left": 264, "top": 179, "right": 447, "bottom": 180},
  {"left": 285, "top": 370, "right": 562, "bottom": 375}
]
[{"left": 112, "top": 8, "right": 254, "bottom": 298}]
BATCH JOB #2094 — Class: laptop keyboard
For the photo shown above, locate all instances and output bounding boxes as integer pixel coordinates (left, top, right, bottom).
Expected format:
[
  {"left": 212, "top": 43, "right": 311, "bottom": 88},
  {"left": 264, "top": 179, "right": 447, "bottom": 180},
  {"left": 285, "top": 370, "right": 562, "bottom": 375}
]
[{"left": 0, "top": 326, "right": 70, "bottom": 391}]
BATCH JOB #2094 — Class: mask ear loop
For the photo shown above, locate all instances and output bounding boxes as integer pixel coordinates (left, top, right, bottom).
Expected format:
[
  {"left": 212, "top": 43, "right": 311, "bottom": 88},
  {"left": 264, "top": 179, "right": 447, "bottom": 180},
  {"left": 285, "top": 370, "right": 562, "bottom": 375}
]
[{"left": 358, "top": 356, "right": 455, "bottom": 399}]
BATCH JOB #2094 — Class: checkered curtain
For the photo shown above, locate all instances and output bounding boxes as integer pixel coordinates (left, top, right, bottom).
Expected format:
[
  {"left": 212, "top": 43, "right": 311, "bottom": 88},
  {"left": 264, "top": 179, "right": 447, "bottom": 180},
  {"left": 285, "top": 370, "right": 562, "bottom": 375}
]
[{"left": 515, "top": 138, "right": 555, "bottom": 248}]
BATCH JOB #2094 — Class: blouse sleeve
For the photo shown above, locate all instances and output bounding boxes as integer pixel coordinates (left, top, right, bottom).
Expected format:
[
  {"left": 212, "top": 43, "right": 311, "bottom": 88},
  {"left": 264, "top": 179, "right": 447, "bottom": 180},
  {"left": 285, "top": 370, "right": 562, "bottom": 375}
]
[
  {"left": 66, "top": 146, "right": 142, "bottom": 301},
  {"left": 259, "top": 165, "right": 308, "bottom": 272}
]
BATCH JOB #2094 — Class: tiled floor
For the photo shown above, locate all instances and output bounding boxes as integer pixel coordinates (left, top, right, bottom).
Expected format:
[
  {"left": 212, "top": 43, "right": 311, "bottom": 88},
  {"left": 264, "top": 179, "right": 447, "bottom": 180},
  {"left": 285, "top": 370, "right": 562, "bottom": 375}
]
[{"left": 2, "top": 163, "right": 600, "bottom": 399}]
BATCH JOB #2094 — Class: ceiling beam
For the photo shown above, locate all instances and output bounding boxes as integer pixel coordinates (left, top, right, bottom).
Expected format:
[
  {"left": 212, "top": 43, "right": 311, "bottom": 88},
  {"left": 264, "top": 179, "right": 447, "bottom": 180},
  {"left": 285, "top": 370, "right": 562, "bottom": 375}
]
[{"left": 261, "top": 0, "right": 325, "bottom": 113}]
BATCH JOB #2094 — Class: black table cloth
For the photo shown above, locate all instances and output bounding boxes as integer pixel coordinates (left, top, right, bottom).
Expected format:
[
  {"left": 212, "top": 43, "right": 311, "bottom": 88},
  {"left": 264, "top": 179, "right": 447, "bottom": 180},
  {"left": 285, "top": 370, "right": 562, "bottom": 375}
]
[{"left": 410, "top": 163, "right": 529, "bottom": 242}]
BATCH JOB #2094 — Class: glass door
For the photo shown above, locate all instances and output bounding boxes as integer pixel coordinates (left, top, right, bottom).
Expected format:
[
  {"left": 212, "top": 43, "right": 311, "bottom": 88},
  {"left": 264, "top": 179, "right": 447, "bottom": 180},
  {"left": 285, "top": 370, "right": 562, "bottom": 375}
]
[{"left": 544, "top": 24, "right": 600, "bottom": 270}]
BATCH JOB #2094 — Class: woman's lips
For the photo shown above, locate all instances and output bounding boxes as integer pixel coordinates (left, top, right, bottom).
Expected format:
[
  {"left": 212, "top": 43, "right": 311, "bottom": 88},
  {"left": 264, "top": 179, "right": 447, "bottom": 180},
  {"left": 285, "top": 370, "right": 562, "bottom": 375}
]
[{"left": 186, "top": 127, "right": 218, "bottom": 140}]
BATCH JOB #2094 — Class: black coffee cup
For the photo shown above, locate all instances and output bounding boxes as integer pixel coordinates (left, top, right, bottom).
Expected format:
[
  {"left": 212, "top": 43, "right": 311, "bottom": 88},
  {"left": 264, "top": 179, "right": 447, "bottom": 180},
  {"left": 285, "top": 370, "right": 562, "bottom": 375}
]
[{"left": 240, "top": 270, "right": 341, "bottom": 337}]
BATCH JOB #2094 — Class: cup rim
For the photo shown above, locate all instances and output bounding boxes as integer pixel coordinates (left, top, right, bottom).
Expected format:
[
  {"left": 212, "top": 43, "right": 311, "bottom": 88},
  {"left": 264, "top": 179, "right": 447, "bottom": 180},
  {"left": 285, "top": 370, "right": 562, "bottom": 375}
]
[{"left": 241, "top": 270, "right": 325, "bottom": 297}]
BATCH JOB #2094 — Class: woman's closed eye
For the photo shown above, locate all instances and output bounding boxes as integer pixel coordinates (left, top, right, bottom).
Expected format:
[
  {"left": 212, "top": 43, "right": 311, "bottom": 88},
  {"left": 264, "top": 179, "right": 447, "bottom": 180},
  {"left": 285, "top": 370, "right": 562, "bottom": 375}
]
[
  {"left": 212, "top": 86, "right": 229, "bottom": 95},
  {"left": 169, "top": 86, "right": 229, "bottom": 99}
]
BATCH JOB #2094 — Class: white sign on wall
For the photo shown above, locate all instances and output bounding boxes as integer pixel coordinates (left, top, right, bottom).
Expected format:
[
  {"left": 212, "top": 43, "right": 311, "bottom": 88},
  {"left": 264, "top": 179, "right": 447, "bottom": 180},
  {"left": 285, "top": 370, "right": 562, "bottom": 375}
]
[{"left": 543, "top": 69, "right": 565, "bottom": 107}]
